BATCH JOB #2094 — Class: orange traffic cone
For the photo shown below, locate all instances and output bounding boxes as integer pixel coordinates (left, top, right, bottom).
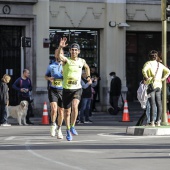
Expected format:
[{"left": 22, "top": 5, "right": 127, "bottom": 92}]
[
  {"left": 122, "top": 100, "right": 130, "bottom": 122},
  {"left": 42, "top": 102, "right": 49, "bottom": 125},
  {"left": 167, "top": 111, "right": 170, "bottom": 123}
]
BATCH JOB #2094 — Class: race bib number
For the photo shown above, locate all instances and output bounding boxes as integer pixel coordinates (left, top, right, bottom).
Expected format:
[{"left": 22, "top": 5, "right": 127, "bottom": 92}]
[
  {"left": 67, "top": 78, "right": 78, "bottom": 85},
  {"left": 52, "top": 79, "right": 62, "bottom": 87}
]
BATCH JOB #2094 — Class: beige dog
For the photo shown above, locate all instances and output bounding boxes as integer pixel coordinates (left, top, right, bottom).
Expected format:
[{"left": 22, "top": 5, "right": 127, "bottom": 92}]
[{"left": 7, "top": 100, "right": 29, "bottom": 125}]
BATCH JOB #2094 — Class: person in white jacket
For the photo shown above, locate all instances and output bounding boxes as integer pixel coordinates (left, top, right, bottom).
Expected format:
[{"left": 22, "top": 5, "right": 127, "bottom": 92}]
[{"left": 137, "top": 80, "right": 148, "bottom": 109}]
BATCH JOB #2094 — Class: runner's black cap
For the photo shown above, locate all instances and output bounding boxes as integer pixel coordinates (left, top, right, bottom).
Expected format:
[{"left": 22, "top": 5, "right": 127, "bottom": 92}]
[{"left": 70, "top": 43, "right": 80, "bottom": 50}]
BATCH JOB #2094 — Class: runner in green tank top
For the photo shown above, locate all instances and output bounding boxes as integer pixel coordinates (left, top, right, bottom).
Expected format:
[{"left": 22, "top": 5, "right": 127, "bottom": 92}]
[
  {"left": 56, "top": 37, "right": 91, "bottom": 141},
  {"left": 62, "top": 57, "right": 85, "bottom": 89}
]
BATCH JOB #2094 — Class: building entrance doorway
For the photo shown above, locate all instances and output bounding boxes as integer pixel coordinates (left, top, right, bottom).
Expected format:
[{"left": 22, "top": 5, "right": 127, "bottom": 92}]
[
  {"left": 126, "top": 32, "right": 163, "bottom": 101},
  {"left": 0, "top": 26, "right": 22, "bottom": 105},
  {"left": 49, "top": 29, "right": 99, "bottom": 68}
]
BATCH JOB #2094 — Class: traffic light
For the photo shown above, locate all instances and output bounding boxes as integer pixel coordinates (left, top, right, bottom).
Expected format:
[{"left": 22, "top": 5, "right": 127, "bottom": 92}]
[
  {"left": 167, "top": 0, "right": 170, "bottom": 21},
  {"left": 22, "top": 37, "right": 31, "bottom": 47}
]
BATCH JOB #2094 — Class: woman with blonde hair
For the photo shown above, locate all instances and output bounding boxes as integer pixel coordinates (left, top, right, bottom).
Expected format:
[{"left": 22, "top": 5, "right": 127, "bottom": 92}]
[
  {"left": 142, "top": 50, "right": 170, "bottom": 127},
  {"left": 0, "top": 74, "right": 11, "bottom": 126}
]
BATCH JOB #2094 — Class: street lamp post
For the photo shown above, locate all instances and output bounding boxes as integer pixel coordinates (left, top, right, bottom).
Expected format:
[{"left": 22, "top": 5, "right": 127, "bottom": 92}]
[{"left": 161, "top": 0, "right": 169, "bottom": 125}]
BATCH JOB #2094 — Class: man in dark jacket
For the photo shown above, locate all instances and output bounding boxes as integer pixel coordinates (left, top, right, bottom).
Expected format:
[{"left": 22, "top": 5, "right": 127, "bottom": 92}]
[
  {"left": 79, "top": 71, "right": 97, "bottom": 123},
  {"left": 109, "top": 72, "right": 122, "bottom": 115},
  {"left": 0, "top": 74, "right": 11, "bottom": 126},
  {"left": 90, "top": 66, "right": 100, "bottom": 112},
  {"left": 12, "top": 69, "right": 33, "bottom": 124}
]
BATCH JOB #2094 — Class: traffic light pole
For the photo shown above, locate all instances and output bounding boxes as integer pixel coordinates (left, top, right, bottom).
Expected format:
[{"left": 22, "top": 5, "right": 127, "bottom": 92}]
[{"left": 161, "top": 0, "right": 169, "bottom": 125}]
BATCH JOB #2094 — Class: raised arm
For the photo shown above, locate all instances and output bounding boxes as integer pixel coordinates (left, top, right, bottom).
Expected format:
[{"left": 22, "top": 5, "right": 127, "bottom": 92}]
[{"left": 56, "top": 37, "right": 68, "bottom": 64}]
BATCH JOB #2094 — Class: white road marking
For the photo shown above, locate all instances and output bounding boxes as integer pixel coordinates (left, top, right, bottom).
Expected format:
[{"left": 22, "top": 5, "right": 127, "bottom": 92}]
[
  {"left": 2, "top": 135, "right": 98, "bottom": 144},
  {"left": 22, "top": 140, "right": 98, "bottom": 145},
  {"left": 60, "top": 140, "right": 98, "bottom": 143},
  {"left": 0, "top": 144, "right": 17, "bottom": 146},
  {"left": 69, "top": 149, "right": 101, "bottom": 153},
  {"left": 98, "top": 133, "right": 170, "bottom": 140},
  {"left": 25, "top": 141, "right": 85, "bottom": 170},
  {"left": 4, "top": 136, "right": 16, "bottom": 140}
]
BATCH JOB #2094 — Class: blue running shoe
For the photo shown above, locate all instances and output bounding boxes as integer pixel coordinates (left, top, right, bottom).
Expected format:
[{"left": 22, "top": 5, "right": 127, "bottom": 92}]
[
  {"left": 70, "top": 127, "right": 78, "bottom": 135},
  {"left": 66, "top": 130, "right": 72, "bottom": 141}
]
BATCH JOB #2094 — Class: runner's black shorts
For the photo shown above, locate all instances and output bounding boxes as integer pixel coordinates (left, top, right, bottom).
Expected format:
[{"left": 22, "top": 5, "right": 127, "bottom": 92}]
[
  {"left": 48, "top": 87, "right": 63, "bottom": 108},
  {"left": 63, "top": 88, "right": 82, "bottom": 109}
]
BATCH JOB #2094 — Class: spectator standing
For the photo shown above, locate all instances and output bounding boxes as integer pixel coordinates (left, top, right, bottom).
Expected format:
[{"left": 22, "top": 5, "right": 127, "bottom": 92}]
[
  {"left": 109, "top": 72, "right": 122, "bottom": 115},
  {"left": 56, "top": 37, "right": 91, "bottom": 141},
  {"left": 12, "top": 69, "right": 33, "bottom": 125},
  {"left": 136, "top": 54, "right": 163, "bottom": 126},
  {"left": 45, "top": 48, "right": 64, "bottom": 139},
  {"left": 0, "top": 74, "right": 11, "bottom": 126},
  {"left": 79, "top": 71, "right": 97, "bottom": 123},
  {"left": 90, "top": 66, "right": 100, "bottom": 112},
  {"left": 145, "top": 54, "right": 163, "bottom": 125},
  {"left": 142, "top": 50, "right": 170, "bottom": 127}
]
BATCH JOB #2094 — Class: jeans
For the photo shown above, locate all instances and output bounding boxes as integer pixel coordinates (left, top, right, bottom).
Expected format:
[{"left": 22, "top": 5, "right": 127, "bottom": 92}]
[
  {"left": 0, "top": 105, "right": 8, "bottom": 124},
  {"left": 148, "top": 88, "right": 162, "bottom": 122},
  {"left": 146, "top": 100, "right": 157, "bottom": 123},
  {"left": 80, "top": 98, "right": 91, "bottom": 121}
]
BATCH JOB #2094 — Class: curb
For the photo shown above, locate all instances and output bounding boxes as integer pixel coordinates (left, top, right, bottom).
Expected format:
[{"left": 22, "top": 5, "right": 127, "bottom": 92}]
[{"left": 126, "top": 126, "right": 170, "bottom": 136}]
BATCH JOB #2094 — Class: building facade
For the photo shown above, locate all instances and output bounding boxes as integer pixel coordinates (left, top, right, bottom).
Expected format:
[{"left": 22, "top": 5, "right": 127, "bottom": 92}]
[{"left": 0, "top": 0, "right": 166, "bottom": 112}]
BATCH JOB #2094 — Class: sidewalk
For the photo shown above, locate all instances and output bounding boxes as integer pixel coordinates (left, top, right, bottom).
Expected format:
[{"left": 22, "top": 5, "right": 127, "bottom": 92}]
[
  {"left": 7, "top": 101, "right": 144, "bottom": 126},
  {"left": 7, "top": 101, "right": 170, "bottom": 135}
]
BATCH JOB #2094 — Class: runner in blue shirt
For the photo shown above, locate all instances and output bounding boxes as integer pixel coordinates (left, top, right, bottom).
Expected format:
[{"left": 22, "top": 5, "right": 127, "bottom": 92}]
[{"left": 45, "top": 49, "right": 64, "bottom": 139}]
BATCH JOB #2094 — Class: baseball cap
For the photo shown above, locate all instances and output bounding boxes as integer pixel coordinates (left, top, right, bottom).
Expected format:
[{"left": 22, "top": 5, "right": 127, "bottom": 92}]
[{"left": 70, "top": 43, "right": 80, "bottom": 50}]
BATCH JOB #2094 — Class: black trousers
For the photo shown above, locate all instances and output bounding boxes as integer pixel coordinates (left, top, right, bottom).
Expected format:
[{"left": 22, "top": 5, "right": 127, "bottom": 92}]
[
  {"left": 0, "top": 104, "right": 8, "bottom": 124},
  {"left": 136, "top": 110, "right": 146, "bottom": 126},
  {"left": 110, "top": 95, "right": 119, "bottom": 115}
]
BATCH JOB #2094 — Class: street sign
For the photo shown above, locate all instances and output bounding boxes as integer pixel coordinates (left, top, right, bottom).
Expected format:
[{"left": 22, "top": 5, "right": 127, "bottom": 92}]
[{"left": 22, "top": 37, "right": 31, "bottom": 47}]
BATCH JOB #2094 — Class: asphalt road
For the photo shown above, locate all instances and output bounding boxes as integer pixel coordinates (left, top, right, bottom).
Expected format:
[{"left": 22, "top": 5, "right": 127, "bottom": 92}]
[{"left": 0, "top": 110, "right": 170, "bottom": 170}]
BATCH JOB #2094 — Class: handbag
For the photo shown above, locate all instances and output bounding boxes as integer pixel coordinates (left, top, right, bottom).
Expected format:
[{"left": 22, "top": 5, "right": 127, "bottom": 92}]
[
  {"left": 147, "top": 83, "right": 154, "bottom": 94},
  {"left": 147, "top": 62, "right": 159, "bottom": 94}
]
